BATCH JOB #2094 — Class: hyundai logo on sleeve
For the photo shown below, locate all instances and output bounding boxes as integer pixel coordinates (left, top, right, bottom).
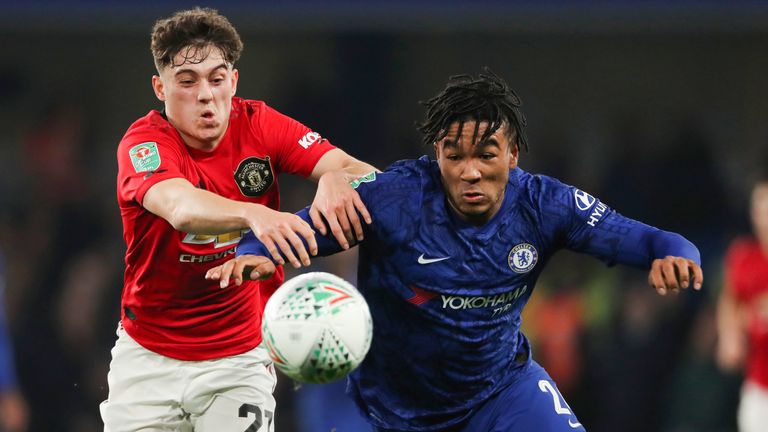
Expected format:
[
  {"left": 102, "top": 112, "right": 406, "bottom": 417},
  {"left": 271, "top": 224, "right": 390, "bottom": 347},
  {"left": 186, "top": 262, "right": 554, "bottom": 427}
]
[{"left": 573, "top": 189, "right": 596, "bottom": 211}]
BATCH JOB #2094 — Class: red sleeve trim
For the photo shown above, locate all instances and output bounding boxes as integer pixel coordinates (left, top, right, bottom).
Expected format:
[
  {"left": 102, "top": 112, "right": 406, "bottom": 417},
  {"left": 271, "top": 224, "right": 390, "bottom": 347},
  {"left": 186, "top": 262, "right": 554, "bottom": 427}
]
[{"left": 294, "top": 140, "right": 336, "bottom": 178}]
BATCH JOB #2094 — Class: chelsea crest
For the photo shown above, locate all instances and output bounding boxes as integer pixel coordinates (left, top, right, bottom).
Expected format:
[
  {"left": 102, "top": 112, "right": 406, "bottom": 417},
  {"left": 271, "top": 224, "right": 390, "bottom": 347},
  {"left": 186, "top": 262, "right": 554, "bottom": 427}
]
[{"left": 508, "top": 243, "right": 538, "bottom": 273}]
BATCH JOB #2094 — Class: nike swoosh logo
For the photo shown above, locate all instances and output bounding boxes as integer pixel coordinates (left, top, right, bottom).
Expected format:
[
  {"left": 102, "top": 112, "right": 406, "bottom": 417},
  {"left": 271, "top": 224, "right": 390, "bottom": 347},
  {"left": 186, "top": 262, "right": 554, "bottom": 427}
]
[
  {"left": 568, "top": 419, "right": 582, "bottom": 429},
  {"left": 417, "top": 254, "right": 450, "bottom": 264}
]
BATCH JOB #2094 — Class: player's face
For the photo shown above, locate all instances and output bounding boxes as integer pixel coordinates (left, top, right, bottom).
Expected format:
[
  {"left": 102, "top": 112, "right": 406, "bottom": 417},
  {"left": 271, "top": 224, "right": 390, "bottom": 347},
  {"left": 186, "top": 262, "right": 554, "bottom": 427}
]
[
  {"left": 434, "top": 120, "right": 519, "bottom": 225},
  {"left": 151, "top": 46, "right": 238, "bottom": 151},
  {"left": 752, "top": 183, "right": 768, "bottom": 249}
]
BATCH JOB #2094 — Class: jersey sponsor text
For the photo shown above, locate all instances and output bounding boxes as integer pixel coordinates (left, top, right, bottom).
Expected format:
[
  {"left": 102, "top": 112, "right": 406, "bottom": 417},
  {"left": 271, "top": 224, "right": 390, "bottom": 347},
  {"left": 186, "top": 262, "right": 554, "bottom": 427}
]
[
  {"left": 298, "top": 131, "right": 322, "bottom": 149},
  {"left": 179, "top": 247, "right": 236, "bottom": 263},
  {"left": 182, "top": 230, "right": 249, "bottom": 248},
  {"left": 586, "top": 202, "right": 607, "bottom": 227},
  {"left": 440, "top": 285, "right": 528, "bottom": 316}
]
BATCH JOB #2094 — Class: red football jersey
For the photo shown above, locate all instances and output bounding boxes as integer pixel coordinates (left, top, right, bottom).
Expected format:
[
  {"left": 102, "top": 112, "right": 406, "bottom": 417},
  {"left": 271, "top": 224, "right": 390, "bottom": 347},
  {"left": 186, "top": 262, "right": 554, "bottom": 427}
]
[
  {"left": 725, "top": 237, "right": 768, "bottom": 388},
  {"left": 116, "top": 97, "right": 334, "bottom": 360}
]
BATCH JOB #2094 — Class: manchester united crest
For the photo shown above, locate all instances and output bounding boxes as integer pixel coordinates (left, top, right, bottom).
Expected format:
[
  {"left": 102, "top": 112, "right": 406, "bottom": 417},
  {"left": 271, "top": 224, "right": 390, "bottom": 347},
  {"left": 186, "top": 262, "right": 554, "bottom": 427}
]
[{"left": 235, "top": 156, "right": 274, "bottom": 197}]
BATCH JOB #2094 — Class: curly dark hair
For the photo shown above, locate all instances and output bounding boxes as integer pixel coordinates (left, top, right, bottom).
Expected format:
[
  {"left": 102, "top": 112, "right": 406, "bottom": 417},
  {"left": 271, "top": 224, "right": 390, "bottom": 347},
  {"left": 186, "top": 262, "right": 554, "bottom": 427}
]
[
  {"left": 417, "top": 68, "right": 529, "bottom": 152},
  {"left": 151, "top": 7, "right": 243, "bottom": 71}
]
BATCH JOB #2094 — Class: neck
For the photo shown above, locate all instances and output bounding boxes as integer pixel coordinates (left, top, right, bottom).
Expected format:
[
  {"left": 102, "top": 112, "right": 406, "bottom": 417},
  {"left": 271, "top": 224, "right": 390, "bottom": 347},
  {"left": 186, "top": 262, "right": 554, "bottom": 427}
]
[{"left": 165, "top": 117, "right": 225, "bottom": 152}]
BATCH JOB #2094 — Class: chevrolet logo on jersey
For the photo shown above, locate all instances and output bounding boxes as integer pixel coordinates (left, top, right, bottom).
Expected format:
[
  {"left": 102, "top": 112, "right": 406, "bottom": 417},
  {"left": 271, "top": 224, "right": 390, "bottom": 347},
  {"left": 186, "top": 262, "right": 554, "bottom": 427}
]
[
  {"left": 182, "top": 229, "right": 249, "bottom": 248},
  {"left": 179, "top": 248, "right": 236, "bottom": 263},
  {"left": 179, "top": 230, "right": 247, "bottom": 263}
]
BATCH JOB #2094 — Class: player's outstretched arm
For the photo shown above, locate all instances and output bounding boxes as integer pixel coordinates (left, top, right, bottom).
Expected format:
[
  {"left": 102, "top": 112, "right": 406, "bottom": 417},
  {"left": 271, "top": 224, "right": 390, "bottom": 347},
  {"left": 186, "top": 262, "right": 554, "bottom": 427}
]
[
  {"left": 715, "top": 282, "right": 747, "bottom": 371},
  {"left": 581, "top": 209, "right": 704, "bottom": 295},
  {"left": 212, "top": 166, "right": 377, "bottom": 280},
  {"left": 205, "top": 255, "right": 276, "bottom": 288},
  {"left": 206, "top": 203, "right": 356, "bottom": 287},
  {"left": 647, "top": 255, "right": 703, "bottom": 296},
  {"left": 308, "top": 149, "right": 377, "bottom": 250},
  {"left": 143, "top": 178, "right": 318, "bottom": 268},
  {"left": 238, "top": 206, "right": 353, "bottom": 259}
]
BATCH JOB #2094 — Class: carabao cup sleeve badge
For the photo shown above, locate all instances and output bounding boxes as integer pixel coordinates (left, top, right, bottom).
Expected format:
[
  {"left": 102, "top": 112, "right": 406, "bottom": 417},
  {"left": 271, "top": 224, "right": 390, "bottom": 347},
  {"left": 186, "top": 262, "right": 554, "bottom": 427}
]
[
  {"left": 129, "top": 142, "right": 161, "bottom": 173},
  {"left": 508, "top": 243, "right": 538, "bottom": 273},
  {"left": 235, "top": 156, "right": 274, "bottom": 197}
]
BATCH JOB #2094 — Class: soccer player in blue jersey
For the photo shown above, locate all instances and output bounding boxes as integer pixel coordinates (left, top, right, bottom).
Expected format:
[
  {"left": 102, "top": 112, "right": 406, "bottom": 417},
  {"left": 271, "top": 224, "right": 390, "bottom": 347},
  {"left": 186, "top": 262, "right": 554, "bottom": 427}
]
[{"left": 207, "top": 70, "right": 704, "bottom": 431}]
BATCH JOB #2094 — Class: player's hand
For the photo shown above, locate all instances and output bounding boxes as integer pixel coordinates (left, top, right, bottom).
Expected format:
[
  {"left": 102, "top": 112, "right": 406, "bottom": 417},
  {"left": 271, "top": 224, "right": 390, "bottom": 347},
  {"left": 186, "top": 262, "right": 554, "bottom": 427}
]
[
  {"left": 246, "top": 205, "right": 317, "bottom": 268},
  {"left": 205, "top": 255, "right": 276, "bottom": 289},
  {"left": 309, "top": 171, "right": 372, "bottom": 250},
  {"left": 647, "top": 256, "right": 703, "bottom": 296}
]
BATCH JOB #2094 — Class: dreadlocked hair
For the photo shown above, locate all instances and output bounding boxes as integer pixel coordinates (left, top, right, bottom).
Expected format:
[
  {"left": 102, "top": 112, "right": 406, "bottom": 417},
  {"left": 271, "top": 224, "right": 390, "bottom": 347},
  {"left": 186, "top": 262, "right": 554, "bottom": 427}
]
[{"left": 417, "top": 68, "right": 529, "bottom": 152}]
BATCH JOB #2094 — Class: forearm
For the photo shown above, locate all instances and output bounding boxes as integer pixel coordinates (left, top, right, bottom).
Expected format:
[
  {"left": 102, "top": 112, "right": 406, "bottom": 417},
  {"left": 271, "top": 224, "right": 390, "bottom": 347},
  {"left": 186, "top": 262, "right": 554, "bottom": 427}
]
[
  {"left": 609, "top": 220, "right": 700, "bottom": 268},
  {"left": 715, "top": 283, "right": 748, "bottom": 369},
  {"left": 237, "top": 207, "right": 346, "bottom": 259},
  {"left": 169, "top": 189, "right": 258, "bottom": 234},
  {"left": 143, "top": 178, "right": 257, "bottom": 234},
  {"left": 309, "top": 148, "right": 379, "bottom": 182},
  {"left": 716, "top": 287, "right": 743, "bottom": 339},
  {"left": 646, "top": 230, "right": 701, "bottom": 265},
  {"left": 338, "top": 159, "right": 379, "bottom": 181}
]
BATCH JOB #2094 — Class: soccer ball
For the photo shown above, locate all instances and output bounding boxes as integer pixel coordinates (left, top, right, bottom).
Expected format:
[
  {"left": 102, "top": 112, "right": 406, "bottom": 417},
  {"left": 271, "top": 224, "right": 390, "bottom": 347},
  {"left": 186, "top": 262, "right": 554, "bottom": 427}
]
[{"left": 262, "top": 272, "right": 373, "bottom": 384}]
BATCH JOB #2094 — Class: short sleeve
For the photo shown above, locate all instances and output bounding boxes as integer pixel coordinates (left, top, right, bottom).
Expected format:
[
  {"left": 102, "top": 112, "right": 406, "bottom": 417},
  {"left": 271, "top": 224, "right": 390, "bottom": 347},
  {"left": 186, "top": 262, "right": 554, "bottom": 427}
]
[
  {"left": 254, "top": 104, "right": 335, "bottom": 177},
  {"left": 117, "top": 136, "right": 185, "bottom": 206}
]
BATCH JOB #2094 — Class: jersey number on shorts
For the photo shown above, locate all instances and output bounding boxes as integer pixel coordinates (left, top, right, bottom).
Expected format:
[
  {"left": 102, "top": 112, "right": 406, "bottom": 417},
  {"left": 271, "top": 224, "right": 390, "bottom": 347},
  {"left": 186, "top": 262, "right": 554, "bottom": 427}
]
[
  {"left": 239, "top": 403, "right": 274, "bottom": 432},
  {"left": 538, "top": 380, "right": 572, "bottom": 415}
]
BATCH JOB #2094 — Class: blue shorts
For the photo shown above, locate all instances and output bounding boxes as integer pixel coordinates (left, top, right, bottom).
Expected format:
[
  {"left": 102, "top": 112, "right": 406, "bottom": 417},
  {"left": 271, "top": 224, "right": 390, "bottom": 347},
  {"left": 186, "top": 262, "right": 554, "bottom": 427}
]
[
  {"left": 376, "top": 360, "right": 586, "bottom": 432},
  {"left": 460, "top": 360, "right": 586, "bottom": 432}
]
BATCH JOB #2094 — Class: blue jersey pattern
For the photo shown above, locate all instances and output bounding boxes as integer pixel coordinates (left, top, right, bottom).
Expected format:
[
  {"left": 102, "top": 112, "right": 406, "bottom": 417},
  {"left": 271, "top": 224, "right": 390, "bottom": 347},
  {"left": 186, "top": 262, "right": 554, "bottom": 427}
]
[{"left": 238, "top": 156, "right": 700, "bottom": 431}]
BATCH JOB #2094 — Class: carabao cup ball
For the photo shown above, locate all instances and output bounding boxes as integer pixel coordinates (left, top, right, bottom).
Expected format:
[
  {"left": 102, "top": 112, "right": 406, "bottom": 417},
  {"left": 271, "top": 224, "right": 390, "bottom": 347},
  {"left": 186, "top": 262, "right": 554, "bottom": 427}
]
[{"left": 262, "top": 272, "right": 373, "bottom": 384}]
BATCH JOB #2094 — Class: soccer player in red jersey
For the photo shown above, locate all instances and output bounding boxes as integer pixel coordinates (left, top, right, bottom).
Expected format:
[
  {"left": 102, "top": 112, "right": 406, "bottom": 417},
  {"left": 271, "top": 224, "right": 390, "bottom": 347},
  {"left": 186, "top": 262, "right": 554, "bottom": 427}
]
[
  {"left": 717, "top": 179, "right": 768, "bottom": 432},
  {"left": 100, "top": 7, "right": 376, "bottom": 431}
]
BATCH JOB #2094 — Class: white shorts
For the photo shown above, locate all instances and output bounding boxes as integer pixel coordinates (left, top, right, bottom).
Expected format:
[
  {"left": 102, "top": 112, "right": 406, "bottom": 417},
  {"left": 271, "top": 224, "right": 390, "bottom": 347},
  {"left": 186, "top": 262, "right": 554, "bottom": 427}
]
[
  {"left": 738, "top": 380, "right": 768, "bottom": 432},
  {"left": 100, "top": 323, "right": 277, "bottom": 432}
]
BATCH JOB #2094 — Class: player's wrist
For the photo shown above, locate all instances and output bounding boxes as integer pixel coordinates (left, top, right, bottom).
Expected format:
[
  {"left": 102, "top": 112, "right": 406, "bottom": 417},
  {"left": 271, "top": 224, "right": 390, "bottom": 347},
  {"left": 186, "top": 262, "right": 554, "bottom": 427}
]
[
  {"left": 318, "top": 169, "right": 350, "bottom": 185},
  {"left": 242, "top": 202, "right": 270, "bottom": 226}
]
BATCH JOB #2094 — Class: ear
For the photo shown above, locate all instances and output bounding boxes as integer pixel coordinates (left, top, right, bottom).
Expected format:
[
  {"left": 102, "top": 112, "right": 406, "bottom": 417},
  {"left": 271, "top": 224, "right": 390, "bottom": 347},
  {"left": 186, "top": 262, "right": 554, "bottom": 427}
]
[
  {"left": 231, "top": 68, "right": 239, "bottom": 96},
  {"left": 433, "top": 141, "right": 441, "bottom": 165},
  {"left": 508, "top": 142, "right": 520, "bottom": 170},
  {"left": 152, "top": 75, "right": 165, "bottom": 101}
]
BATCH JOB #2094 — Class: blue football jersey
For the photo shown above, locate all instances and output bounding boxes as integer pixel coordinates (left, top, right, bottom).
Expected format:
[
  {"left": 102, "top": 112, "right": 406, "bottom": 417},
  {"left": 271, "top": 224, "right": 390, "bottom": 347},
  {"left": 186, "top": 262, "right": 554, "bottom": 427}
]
[{"left": 238, "top": 156, "right": 700, "bottom": 431}]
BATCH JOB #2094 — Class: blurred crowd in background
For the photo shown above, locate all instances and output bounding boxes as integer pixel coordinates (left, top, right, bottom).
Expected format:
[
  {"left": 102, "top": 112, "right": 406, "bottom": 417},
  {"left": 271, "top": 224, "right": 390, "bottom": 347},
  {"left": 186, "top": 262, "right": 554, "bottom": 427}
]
[{"left": 1, "top": 1, "right": 767, "bottom": 431}]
